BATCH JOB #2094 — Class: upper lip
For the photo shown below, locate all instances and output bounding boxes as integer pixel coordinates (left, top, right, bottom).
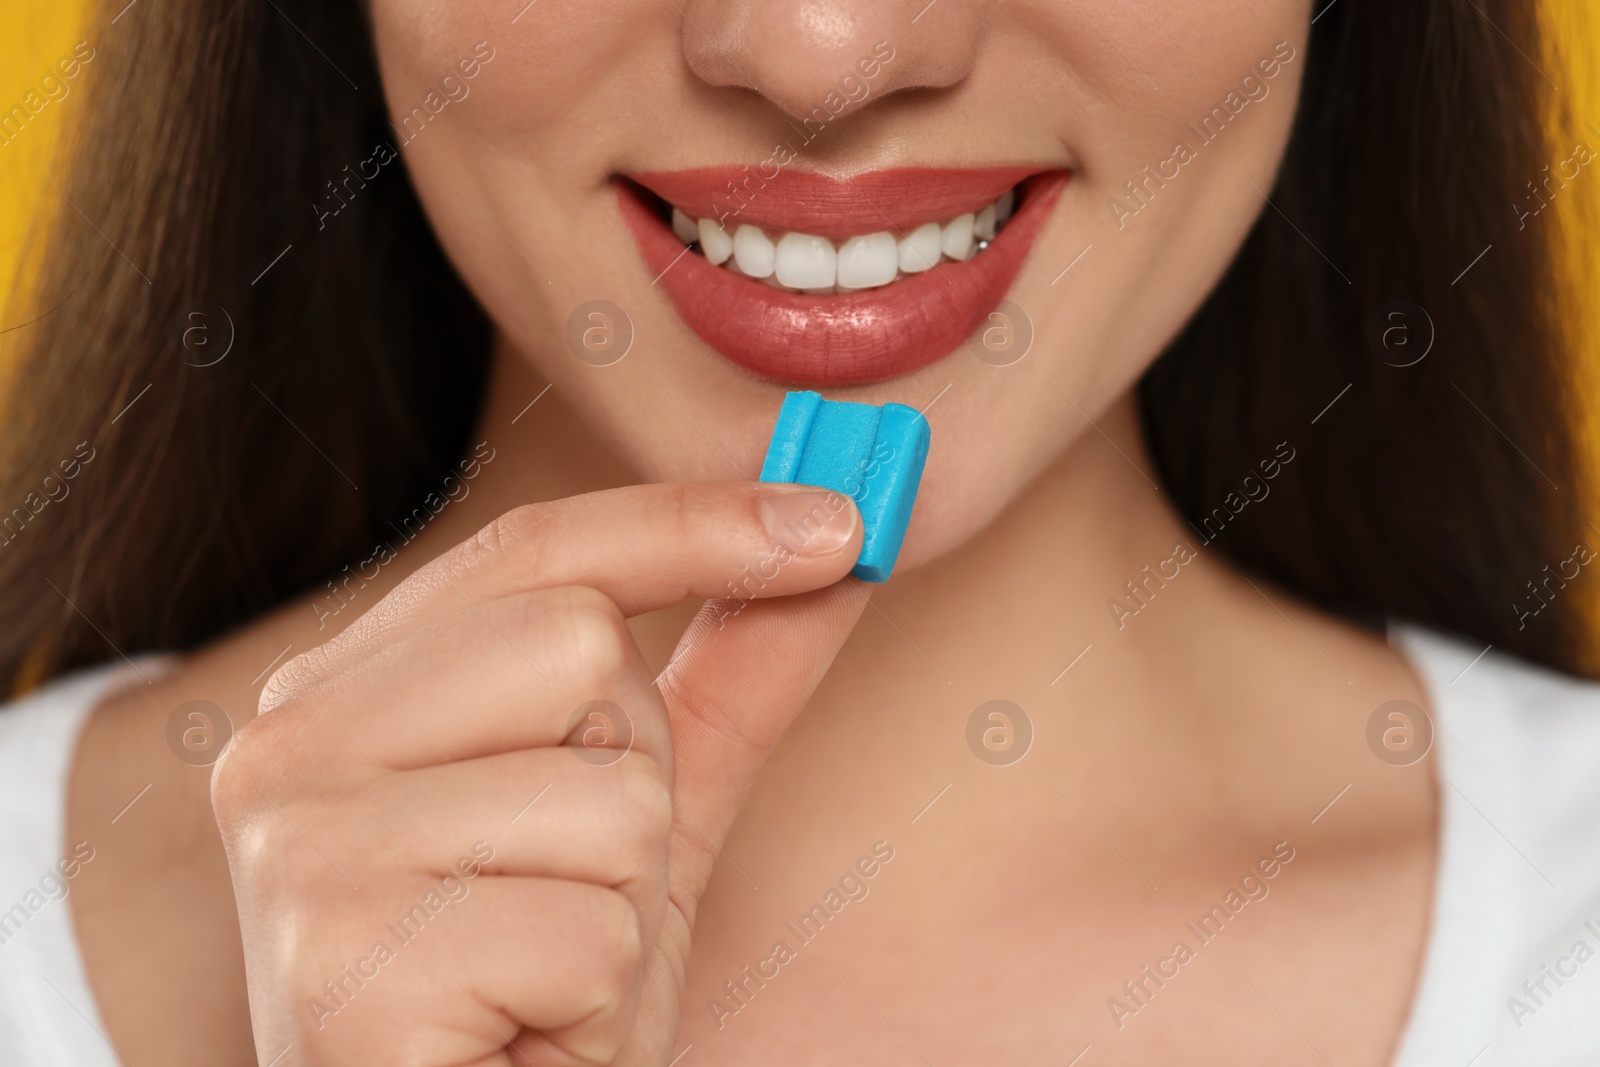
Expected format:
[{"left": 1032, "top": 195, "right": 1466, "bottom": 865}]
[{"left": 628, "top": 165, "right": 1051, "bottom": 240}]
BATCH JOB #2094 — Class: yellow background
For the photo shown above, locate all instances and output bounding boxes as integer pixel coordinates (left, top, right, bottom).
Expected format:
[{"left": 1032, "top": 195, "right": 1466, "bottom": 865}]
[{"left": 0, "top": 3, "right": 82, "bottom": 317}]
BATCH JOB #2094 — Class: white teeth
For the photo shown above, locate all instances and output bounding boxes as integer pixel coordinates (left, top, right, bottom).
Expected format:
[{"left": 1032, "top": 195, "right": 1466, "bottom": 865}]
[
  {"left": 672, "top": 207, "right": 699, "bottom": 244},
  {"left": 973, "top": 203, "right": 997, "bottom": 241},
  {"left": 774, "top": 232, "right": 836, "bottom": 289},
  {"left": 898, "top": 222, "right": 942, "bottom": 274},
  {"left": 837, "top": 232, "right": 899, "bottom": 289},
  {"left": 941, "top": 213, "right": 975, "bottom": 262},
  {"left": 670, "top": 185, "right": 1019, "bottom": 291},
  {"left": 698, "top": 217, "right": 733, "bottom": 265},
  {"left": 733, "top": 224, "right": 775, "bottom": 278}
]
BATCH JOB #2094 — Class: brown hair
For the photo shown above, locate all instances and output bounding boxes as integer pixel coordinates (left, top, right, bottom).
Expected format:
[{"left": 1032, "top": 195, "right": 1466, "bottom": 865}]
[
  {"left": 0, "top": 0, "right": 1591, "bottom": 692},
  {"left": 0, "top": 0, "right": 489, "bottom": 692},
  {"left": 1140, "top": 2, "right": 1596, "bottom": 674}
]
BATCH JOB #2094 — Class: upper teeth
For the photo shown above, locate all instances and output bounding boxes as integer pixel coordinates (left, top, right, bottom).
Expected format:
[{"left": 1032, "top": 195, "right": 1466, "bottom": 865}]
[{"left": 670, "top": 188, "right": 1016, "bottom": 294}]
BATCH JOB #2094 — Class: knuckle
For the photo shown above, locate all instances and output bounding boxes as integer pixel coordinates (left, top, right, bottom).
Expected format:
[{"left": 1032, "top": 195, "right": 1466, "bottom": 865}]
[
  {"left": 420, "top": 501, "right": 558, "bottom": 603},
  {"left": 462, "top": 502, "right": 554, "bottom": 574},
  {"left": 614, "top": 760, "right": 673, "bottom": 862},
  {"left": 258, "top": 647, "right": 333, "bottom": 712},
  {"left": 539, "top": 585, "right": 634, "bottom": 685},
  {"left": 209, "top": 711, "right": 291, "bottom": 822},
  {"left": 665, "top": 480, "right": 695, "bottom": 534},
  {"left": 591, "top": 887, "right": 644, "bottom": 995},
  {"left": 557, "top": 889, "right": 643, "bottom": 1065},
  {"left": 210, "top": 693, "right": 332, "bottom": 831}
]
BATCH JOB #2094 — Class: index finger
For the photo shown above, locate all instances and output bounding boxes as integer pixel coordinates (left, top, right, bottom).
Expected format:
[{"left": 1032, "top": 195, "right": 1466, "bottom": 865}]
[{"left": 324, "top": 481, "right": 862, "bottom": 661}]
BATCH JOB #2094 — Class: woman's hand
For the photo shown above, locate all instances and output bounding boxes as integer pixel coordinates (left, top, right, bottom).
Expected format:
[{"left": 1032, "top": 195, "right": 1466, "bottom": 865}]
[{"left": 211, "top": 482, "right": 865, "bottom": 1066}]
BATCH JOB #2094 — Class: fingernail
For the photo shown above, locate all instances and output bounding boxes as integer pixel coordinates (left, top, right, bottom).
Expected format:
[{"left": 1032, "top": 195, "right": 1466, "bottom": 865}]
[{"left": 759, "top": 489, "right": 857, "bottom": 555}]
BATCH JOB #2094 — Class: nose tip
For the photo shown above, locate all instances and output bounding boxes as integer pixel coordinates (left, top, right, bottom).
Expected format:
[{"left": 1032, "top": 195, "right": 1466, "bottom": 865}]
[{"left": 679, "top": 0, "right": 982, "bottom": 123}]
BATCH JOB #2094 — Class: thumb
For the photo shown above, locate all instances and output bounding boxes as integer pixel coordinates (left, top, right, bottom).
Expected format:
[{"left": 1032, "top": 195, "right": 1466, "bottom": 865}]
[{"left": 654, "top": 578, "right": 869, "bottom": 910}]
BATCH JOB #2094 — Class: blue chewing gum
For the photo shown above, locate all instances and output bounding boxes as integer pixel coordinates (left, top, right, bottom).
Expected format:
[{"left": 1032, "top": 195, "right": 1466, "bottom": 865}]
[{"left": 758, "top": 390, "right": 931, "bottom": 582}]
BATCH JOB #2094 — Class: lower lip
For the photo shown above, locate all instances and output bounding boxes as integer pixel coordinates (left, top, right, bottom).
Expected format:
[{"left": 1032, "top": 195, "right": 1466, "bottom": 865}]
[{"left": 616, "top": 172, "right": 1069, "bottom": 387}]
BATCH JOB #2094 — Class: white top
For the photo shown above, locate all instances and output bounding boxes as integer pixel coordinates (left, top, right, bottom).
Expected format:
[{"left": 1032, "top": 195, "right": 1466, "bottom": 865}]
[
  {"left": 1, "top": 629, "right": 1598, "bottom": 1064},
  {"left": 1390, "top": 626, "right": 1600, "bottom": 1067},
  {"left": 0, "top": 661, "right": 125, "bottom": 1067}
]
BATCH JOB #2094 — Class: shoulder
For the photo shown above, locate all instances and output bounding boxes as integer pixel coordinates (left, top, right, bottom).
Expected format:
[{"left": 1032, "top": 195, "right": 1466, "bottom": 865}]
[
  {"left": 0, "top": 663, "right": 135, "bottom": 799},
  {"left": 0, "top": 662, "right": 130, "bottom": 808},
  {"left": 0, "top": 661, "right": 127, "bottom": 726},
  {"left": 0, "top": 662, "right": 132, "bottom": 1067},
  {"left": 1395, "top": 625, "right": 1600, "bottom": 829},
  {"left": 1390, "top": 625, "right": 1600, "bottom": 1066},
  {"left": 1397, "top": 623, "right": 1600, "bottom": 722},
  {"left": 1396, "top": 625, "right": 1600, "bottom": 798}
]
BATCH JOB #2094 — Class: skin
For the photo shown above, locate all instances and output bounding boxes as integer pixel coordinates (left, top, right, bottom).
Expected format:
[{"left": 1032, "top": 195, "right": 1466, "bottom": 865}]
[{"left": 65, "top": 1, "right": 1438, "bottom": 1064}]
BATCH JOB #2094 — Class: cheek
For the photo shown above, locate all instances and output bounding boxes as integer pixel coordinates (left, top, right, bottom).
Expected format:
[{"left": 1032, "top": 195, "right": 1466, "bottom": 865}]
[
  {"left": 1053, "top": 0, "right": 1309, "bottom": 243},
  {"left": 1006, "top": 0, "right": 1309, "bottom": 407},
  {"left": 370, "top": 0, "right": 671, "bottom": 141},
  {"left": 365, "top": 1, "right": 669, "bottom": 375},
  {"left": 366, "top": 0, "right": 686, "bottom": 353}
]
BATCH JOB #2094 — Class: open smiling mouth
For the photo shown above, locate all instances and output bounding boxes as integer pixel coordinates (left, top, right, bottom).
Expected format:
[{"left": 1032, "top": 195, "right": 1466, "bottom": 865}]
[{"left": 617, "top": 166, "right": 1070, "bottom": 387}]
